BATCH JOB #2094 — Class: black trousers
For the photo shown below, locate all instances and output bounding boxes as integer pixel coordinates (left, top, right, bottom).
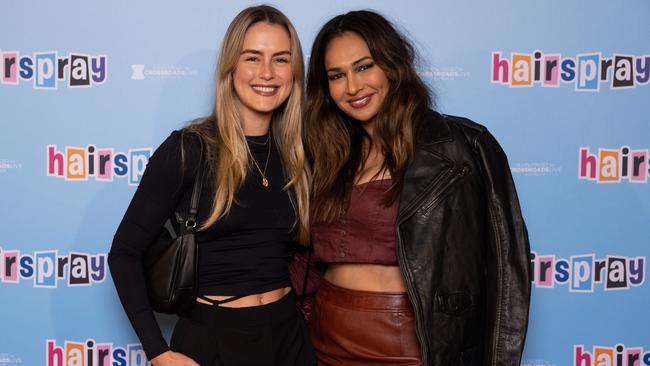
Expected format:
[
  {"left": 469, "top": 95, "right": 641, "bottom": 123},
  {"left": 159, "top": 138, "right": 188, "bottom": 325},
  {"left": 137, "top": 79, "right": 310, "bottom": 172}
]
[{"left": 170, "top": 290, "right": 316, "bottom": 366}]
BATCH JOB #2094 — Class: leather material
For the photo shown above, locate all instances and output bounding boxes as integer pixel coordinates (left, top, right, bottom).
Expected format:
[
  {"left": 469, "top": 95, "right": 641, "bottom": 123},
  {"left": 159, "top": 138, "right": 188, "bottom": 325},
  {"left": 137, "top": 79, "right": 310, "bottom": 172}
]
[
  {"left": 310, "top": 279, "right": 421, "bottom": 366},
  {"left": 143, "top": 146, "right": 204, "bottom": 314},
  {"left": 143, "top": 213, "right": 200, "bottom": 314},
  {"left": 292, "top": 111, "right": 531, "bottom": 366},
  {"left": 395, "top": 111, "right": 531, "bottom": 365},
  {"left": 312, "top": 179, "right": 399, "bottom": 265}
]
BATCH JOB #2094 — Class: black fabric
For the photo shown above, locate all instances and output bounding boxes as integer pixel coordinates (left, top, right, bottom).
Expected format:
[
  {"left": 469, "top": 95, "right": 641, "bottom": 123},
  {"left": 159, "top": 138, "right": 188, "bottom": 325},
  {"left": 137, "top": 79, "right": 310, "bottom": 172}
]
[
  {"left": 108, "top": 130, "right": 296, "bottom": 360},
  {"left": 296, "top": 111, "right": 531, "bottom": 366},
  {"left": 197, "top": 294, "right": 247, "bottom": 305},
  {"left": 196, "top": 133, "right": 295, "bottom": 297},
  {"left": 171, "top": 291, "right": 316, "bottom": 366},
  {"left": 396, "top": 111, "right": 531, "bottom": 365},
  {"left": 143, "top": 149, "right": 204, "bottom": 314}
]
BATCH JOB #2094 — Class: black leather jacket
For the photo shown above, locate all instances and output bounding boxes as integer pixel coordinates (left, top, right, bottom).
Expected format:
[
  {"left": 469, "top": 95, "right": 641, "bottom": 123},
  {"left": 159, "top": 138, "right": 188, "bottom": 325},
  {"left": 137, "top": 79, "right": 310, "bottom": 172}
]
[
  {"left": 396, "top": 111, "right": 531, "bottom": 365},
  {"left": 292, "top": 111, "right": 531, "bottom": 366}
]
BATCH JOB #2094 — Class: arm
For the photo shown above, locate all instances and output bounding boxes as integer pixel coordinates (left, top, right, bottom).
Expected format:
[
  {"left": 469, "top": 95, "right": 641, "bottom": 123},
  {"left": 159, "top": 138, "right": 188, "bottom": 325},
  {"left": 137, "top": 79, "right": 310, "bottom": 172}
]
[
  {"left": 474, "top": 131, "right": 531, "bottom": 366},
  {"left": 287, "top": 244, "right": 323, "bottom": 322},
  {"left": 108, "top": 130, "right": 200, "bottom": 360}
]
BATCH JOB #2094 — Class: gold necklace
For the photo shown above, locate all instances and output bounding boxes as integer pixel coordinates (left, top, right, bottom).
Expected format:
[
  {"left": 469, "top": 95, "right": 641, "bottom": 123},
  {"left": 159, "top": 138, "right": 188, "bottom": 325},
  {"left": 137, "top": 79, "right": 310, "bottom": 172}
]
[
  {"left": 246, "top": 133, "right": 270, "bottom": 146},
  {"left": 247, "top": 130, "right": 271, "bottom": 187}
]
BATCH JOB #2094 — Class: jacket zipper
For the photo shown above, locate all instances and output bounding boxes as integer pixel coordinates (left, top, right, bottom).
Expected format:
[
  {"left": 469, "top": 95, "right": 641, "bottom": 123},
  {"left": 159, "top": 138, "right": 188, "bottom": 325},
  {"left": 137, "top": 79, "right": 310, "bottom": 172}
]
[
  {"left": 397, "top": 165, "right": 469, "bottom": 365},
  {"left": 420, "top": 166, "right": 469, "bottom": 214},
  {"left": 397, "top": 230, "right": 428, "bottom": 365},
  {"left": 487, "top": 203, "right": 503, "bottom": 366}
]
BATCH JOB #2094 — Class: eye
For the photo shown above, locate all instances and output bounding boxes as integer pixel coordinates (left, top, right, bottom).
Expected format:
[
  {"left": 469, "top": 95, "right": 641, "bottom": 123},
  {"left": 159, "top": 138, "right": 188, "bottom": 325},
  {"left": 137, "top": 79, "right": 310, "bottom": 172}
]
[
  {"left": 328, "top": 73, "right": 343, "bottom": 81},
  {"left": 273, "top": 57, "right": 290, "bottom": 63},
  {"left": 357, "top": 62, "right": 374, "bottom": 72},
  {"left": 244, "top": 56, "right": 259, "bottom": 62}
]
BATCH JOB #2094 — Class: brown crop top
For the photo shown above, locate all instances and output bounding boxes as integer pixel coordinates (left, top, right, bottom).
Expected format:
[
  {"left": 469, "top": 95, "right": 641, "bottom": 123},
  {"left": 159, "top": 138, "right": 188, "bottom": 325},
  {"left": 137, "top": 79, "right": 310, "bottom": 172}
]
[{"left": 311, "top": 179, "right": 399, "bottom": 265}]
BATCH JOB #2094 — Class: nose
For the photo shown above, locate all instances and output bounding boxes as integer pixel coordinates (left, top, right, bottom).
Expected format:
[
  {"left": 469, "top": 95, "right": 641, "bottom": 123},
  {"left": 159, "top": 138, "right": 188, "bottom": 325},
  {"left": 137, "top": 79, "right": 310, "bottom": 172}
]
[
  {"left": 346, "top": 73, "right": 362, "bottom": 95},
  {"left": 259, "top": 60, "right": 273, "bottom": 81}
]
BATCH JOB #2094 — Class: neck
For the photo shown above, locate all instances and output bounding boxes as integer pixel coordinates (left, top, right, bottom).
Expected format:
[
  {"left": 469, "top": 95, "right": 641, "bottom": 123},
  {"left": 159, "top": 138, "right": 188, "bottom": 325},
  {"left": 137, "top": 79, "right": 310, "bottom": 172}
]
[
  {"left": 360, "top": 118, "right": 376, "bottom": 141},
  {"left": 239, "top": 106, "right": 272, "bottom": 136},
  {"left": 361, "top": 117, "right": 387, "bottom": 167}
]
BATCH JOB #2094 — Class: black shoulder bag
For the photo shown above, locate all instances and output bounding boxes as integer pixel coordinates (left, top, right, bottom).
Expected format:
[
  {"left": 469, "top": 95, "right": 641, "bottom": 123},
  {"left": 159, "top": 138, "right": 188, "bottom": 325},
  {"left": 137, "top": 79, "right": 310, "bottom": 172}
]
[{"left": 143, "top": 148, "right": 204, "bottom": 314}]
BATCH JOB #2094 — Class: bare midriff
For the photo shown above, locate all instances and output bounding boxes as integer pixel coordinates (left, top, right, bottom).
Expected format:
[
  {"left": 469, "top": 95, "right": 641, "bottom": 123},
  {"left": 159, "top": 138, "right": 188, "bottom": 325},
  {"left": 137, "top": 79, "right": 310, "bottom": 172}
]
[
  {"left": 196, "top": 286, "right": 291, "bottom": 307},
  {"left": 324, "top": 263, "right": 407, "bottom": 292}
]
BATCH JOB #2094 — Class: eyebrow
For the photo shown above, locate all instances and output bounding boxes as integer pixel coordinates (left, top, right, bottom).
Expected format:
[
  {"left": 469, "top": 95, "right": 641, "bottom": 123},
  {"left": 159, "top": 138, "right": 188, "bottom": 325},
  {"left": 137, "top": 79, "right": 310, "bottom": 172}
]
[
  {"left": 241, "top": 49, "right": 291, "bottom": 57},
  {"left": 326, "top": 56, "right": 373, "bottom": 72}
]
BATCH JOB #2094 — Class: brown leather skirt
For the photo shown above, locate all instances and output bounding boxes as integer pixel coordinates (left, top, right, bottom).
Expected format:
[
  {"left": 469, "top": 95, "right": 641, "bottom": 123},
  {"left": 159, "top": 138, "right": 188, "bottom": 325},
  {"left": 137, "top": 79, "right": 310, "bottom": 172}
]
[{"left": 309, "top": 278, "right": 422, "bottom": 366}]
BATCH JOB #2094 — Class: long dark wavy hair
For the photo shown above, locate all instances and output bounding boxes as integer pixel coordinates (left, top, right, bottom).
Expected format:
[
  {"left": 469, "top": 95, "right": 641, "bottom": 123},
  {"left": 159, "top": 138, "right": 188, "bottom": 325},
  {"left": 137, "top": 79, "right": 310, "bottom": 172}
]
[{"left": 305, "top": 10, "right": 434, "bottom": 223}]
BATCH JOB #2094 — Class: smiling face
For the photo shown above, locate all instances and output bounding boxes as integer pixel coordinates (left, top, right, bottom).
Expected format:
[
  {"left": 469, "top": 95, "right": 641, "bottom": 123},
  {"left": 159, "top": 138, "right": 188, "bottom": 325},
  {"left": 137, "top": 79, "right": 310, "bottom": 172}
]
[
  {"left": 324, "top": 32, "right": 389, "bottom": 126},
  {"left": 233, "top": 22, "right": 293, "bottom": 124}
]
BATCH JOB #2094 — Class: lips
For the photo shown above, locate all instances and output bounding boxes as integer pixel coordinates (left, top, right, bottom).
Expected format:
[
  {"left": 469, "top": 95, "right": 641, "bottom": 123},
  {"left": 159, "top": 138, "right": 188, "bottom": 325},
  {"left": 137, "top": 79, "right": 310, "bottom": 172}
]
[
  {"left": 251, "top": 85, "right": 279, "bottom": 96},
  {"left": 347, "top": 93, "right": 374, "bottom": 108}
]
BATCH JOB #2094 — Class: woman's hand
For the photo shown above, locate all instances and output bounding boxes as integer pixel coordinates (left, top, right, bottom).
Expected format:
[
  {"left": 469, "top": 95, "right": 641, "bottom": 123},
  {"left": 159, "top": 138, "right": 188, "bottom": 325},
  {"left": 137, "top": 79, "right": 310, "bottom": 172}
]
[{"left": 151, "top": 350, "right": 200, "bottom": 366}]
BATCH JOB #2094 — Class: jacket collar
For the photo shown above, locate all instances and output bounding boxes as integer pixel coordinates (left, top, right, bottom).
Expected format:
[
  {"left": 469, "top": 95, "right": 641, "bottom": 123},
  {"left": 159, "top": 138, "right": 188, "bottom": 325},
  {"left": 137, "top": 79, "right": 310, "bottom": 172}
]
[
  {"left": 397, "top": 111, "right": 455, "bottom": 223},
  {"left": 415, "top": 110, "right": 453, "bottom": 147}
]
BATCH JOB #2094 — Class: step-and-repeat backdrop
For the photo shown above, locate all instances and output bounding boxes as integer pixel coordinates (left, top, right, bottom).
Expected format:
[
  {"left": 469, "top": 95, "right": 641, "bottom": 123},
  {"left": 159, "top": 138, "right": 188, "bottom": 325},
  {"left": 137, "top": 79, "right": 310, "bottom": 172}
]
[{"left": 1, "top": 1, "right": 648, "bottom": 365}]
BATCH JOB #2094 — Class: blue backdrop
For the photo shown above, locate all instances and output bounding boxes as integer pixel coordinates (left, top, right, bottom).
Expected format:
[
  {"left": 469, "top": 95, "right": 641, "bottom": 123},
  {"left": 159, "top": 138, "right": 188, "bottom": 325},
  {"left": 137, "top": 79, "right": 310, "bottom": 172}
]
[{"left": 1, "top": 1, "right": 649, "bottom": 365}]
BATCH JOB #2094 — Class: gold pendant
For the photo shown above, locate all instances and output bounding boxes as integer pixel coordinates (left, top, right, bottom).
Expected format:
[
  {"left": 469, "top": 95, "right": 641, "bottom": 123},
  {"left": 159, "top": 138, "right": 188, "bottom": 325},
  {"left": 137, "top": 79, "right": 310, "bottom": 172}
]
[{"left": 262, "top": 177, "right": 269, "bottom": 187}]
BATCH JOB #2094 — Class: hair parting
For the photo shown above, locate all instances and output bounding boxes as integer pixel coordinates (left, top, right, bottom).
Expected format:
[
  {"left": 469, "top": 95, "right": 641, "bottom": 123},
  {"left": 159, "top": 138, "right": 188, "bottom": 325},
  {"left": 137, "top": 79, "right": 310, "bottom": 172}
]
[
  {"left": 306, "top": 10, "right": 433, "bottom": 223},
  {"left": 185, "top": 5, "right": 310, "bottom": 244}
]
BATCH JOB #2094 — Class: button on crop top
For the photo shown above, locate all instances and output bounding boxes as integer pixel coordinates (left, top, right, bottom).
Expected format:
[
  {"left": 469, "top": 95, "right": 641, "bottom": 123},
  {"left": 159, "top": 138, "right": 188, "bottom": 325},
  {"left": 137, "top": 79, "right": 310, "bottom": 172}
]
[{"left": 311, "top": 179, "right": 399, "bottom": 265}]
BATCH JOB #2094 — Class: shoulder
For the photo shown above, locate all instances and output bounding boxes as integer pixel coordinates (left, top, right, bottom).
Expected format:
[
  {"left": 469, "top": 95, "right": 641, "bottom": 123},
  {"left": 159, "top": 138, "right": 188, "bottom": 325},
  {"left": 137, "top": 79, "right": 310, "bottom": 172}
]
[
  {"left": 146, "top": 125, "right": 207, "bottom": 183},
  {"left": 415, "top": 109, "right": 489, "bottom": 150},
  {"left": 155, "top": 127, "right": 205, "bottom": 160},
  {"left": 441, "top": 114, "right": 487, "bottom": 137},
  {"left": 164, "top": 128, "right": 202, "bottom": 148}
]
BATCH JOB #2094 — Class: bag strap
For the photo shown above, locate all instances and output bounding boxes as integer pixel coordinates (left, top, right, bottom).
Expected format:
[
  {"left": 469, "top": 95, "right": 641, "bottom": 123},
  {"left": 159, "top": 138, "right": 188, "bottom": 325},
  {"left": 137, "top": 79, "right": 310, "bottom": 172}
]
[{"left": 184, "top": 135, "right": 205, "bottom": 232}]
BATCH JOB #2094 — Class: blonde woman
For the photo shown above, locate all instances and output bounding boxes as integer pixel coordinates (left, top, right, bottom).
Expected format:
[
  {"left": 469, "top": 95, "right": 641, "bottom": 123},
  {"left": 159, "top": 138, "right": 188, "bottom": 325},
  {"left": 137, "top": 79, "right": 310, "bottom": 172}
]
[{"left": 108, "top": 5, "right": 314, "bottom": 366}]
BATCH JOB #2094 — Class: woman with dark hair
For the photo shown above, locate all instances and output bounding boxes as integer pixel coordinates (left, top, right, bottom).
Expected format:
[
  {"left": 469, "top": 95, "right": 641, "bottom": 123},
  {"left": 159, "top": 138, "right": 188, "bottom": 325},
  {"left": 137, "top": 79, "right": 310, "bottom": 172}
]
[
  {"left": 108, "top": 5, "right": 315, "bottom": 366},
  {"left": 302, "top": 10, "right": 531, "bottom": 365}
]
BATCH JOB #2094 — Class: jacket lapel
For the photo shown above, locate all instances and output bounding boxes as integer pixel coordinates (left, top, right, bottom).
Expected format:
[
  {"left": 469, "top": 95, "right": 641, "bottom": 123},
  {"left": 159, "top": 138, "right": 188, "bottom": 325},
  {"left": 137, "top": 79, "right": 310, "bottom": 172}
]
[{"left": 397, "top": 112, "right": 454, "bottom": 223}]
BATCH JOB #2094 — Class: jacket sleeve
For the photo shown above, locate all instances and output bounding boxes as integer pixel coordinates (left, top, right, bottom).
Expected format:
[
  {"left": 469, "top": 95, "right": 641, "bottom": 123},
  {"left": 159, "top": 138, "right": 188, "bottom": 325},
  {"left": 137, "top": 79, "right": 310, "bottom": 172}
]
[
  {"left": 474, "top": 130, "right": 531, "bottom": 366},
  {"left": 107, "top": 130, "right": 199, "bottom": 360}
]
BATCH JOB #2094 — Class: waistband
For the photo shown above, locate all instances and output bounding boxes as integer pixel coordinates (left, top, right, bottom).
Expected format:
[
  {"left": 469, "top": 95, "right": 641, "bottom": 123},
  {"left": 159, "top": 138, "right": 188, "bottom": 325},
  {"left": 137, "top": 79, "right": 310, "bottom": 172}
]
[
  {"left": 317, "top": 278, "right": 413, "bottom": 312},
  {"left": 181, "top": 289, "right": 297, "bottom": 327}
]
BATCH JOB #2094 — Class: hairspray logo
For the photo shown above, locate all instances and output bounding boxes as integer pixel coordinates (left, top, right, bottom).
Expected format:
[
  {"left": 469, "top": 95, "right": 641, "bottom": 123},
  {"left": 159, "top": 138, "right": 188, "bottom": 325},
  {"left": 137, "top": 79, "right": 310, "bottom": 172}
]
[
  {"left": 574, "top": 344, "right": 650, "bottom": 366},
  {"left": 1, "top": 50, "right": 107, "bottom": 89},
  {"left": 46, "top": 339, "right": 148, "bottom": 366},
  {"left": 491, "top": 51, "right": 650, "bottom": 91},
  {"left": 47, "top": 145, "right": 152, "bottom": 186},
  {"left": 578, "top": 146, "right": 648, "bottom": 183}
]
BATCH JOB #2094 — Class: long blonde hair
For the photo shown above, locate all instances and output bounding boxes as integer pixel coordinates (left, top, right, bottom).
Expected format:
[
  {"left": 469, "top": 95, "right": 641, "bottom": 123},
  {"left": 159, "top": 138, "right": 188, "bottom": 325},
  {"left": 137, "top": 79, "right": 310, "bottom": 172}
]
[{"left": 186, "top": 5, "right": 309, "bottom": 243}]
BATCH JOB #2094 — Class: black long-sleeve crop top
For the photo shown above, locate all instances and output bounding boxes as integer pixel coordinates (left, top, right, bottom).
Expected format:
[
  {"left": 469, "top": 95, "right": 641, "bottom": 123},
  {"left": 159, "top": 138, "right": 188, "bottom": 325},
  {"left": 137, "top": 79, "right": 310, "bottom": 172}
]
[{"left": 107, "top": 129, "right": 296, "bottom": 360}]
